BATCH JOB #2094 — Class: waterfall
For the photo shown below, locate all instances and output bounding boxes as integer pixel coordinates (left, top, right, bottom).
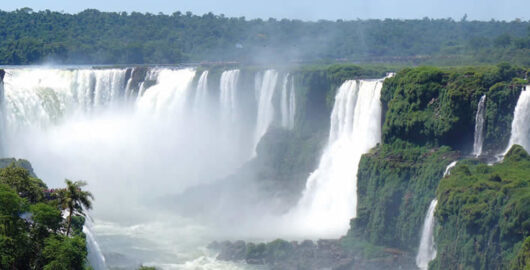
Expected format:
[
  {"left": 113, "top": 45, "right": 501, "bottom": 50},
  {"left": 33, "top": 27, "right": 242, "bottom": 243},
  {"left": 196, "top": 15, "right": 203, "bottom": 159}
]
[
  {"left": 289, "top": 78, "right": 296, "bottom": 129},
  {"left": 1, "top": 66, "right": 253, "bottom": 269},
  {"left": 287, "top": 79, "right": 384, "bottom": 237},
  {"left": 504, "top": 86, "right": 530, "bottom": 153},
  {"left": 280, "top": 74, "right": 296, "bottom": 129},
  {"left": 135, "top": 69, "right": 196, "bottom": 117},
  {"left": 83, "top": 217, "right": 107, "bottom": 270},
  {"left": 416, "top": 199, "right": 438, "bottom": 270},
  {"left": 472, "top": 95, "right": 486, "bottom": 157},
  {"left": 2, "top": 68, "right": 128, "bottom": 130},
  {"left": 443, "top": 161, "right": 458, "bottom": 177},
  {"left": 253, "top": 70, "right": 279, "bottom": 155},
  {"left": 0, "top": 71, "right": 5, "bottom": 155},
  {"left": 219, "top": 70, "right": 240, "bottom": 124},
  {"left": 194, "top": 71, "right": 209, "bottom": 110}
]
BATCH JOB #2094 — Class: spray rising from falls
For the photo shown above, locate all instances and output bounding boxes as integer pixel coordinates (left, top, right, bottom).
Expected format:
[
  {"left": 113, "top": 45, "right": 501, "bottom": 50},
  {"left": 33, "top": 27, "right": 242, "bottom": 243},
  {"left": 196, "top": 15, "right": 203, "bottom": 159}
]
[
  {"left": 472, "top": 95, "right": 486, "bottom": 157},
  {"left": 1, "top": 67, "right": 256, "bottom": 269},
  {"left": 286, "top": 79, "right": 384, "bottom": 238},
  {"left": 504, "top": 86, "right": 530, "bottom": 153},
  {"left": 253, "top": 70, "right": 279, "bottom": 156},
  {"left": 416, "top": 199, "right": 438, "bottom": 270}
]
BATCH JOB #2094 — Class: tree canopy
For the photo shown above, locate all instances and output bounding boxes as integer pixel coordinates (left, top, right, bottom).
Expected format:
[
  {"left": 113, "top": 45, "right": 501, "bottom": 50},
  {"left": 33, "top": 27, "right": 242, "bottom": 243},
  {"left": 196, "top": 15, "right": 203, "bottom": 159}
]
[{"left": 0, "top": 8, "right": 529, "bottom": 65}]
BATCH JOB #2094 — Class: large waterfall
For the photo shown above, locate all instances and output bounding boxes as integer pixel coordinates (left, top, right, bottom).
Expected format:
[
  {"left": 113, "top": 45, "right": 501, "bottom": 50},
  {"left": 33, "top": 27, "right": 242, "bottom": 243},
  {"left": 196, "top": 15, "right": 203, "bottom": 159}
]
[
  {"left": 253, "top": 70, "right": 279, "bottom": 155},
  {"left": 287, "top": 79, "right": 384, "bottom": 238},
  {"left": 416, "top": 199, "right": 438, "bottom": 270},
  {"left": 472, "top": 95, "right": 486, "bottom": 157},
  {"left": 0, "top": 66, "right": 306, "bottom": 269},
  {"left": 0, "top": 67, "right": 258, "bottom": 269},
  {"left": 505, "top": 86, "right": 530, "bottom": 153}
]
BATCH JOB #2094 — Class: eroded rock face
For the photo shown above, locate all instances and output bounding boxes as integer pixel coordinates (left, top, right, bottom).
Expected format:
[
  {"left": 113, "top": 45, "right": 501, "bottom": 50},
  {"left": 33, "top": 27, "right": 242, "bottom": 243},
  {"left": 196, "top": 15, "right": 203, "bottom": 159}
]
[{"left": 209, "top": 239, "right": 417, "bottom": 270}]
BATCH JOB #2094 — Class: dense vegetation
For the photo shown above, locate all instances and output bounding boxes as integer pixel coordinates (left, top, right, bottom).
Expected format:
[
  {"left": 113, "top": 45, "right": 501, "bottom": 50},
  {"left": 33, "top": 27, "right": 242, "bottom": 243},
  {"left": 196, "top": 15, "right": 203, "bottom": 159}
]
[
  {"left": 348, "top": 141, "right": 456, "bottom": 250},
  {"left": 433, "top": 145, "right": 530, "bottom": 270},
  {"left": 0, "top": 159, "right": 92, "bottom": 269},
  {"left": 0, "top": 8, "right": 530, "bottom": 65},
  {"left": 381, "top": 63, "right": 528, "bottom": 153}
]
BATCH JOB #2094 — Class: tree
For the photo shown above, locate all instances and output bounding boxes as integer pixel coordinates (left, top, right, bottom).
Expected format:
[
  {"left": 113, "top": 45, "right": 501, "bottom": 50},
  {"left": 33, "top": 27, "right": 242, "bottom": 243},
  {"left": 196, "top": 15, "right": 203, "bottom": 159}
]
[
  {"left": 0, "top": 165, "right": 46, "bottom": 203},
  {"left": 42, "top": 235, "right": 87, "bottom": 270},
  {"left": 57, "top": 180, "right": 93, "bottom": 236}
]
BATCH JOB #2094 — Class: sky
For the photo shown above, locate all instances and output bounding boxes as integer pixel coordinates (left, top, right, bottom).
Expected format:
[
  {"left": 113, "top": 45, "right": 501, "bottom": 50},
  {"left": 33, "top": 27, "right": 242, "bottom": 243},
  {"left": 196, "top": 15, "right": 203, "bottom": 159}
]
[{"left": 2, "top": 0, "right": 528, "bottom": 21}]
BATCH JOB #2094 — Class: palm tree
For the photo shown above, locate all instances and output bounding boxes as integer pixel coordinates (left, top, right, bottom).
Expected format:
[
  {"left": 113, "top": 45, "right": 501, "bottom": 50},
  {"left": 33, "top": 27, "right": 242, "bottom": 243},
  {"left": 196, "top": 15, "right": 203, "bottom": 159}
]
[{"left": 58, "top": 179, "right": 94, "bottom": 236}]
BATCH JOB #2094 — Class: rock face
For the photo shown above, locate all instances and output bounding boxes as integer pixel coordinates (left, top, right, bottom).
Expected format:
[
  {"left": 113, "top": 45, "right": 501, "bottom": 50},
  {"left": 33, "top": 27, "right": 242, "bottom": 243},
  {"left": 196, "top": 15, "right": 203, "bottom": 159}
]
[
  {"left": 209, "top": 239, "right": 417, "bottom": 270},
  {"left": 0, "top": 158, "right": 36, "bottom": 177}
]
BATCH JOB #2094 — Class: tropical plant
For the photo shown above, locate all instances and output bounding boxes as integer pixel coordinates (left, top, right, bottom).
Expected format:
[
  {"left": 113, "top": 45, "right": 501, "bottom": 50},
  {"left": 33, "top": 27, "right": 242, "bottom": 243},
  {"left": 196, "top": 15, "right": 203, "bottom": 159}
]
[{"left": 57, "top": 180, "right": 93, "bottom": 236}]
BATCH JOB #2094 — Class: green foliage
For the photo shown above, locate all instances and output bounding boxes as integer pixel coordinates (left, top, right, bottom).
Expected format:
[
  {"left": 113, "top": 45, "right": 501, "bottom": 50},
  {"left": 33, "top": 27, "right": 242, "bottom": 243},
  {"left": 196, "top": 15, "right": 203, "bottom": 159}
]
[
  {"left": 0, "top": 9, "right": 529, "bottom": 64},
  {"left": 347, "top": 141, "right": 456, "bottom": 250},
  {"left": 58, "top": 179, "right": 93, "bottom": 236},
  {"left": 42, "top": 235, "right": 88, "bottom": 270},
  {"left": 510, "top": 236, "right": 530, "bottom": 270},
  {"left": 0, "top": 160, "right": 92, "bottom": 270},
  {"left": 31, "top": 203, "right": 63, "bottom": 233},
  {"left": 432, "top": 145, "right": 530, "bottom": 269},
  {"left": 381, "top": 64, "right": 526, "bottom": 152},
  {"left": 0, "top": 164, "right": 47, "bottom": 203}
]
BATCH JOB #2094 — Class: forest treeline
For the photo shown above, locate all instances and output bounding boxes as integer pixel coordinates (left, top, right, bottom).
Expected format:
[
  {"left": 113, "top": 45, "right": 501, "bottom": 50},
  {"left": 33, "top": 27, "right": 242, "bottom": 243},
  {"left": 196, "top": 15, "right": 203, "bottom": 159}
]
[{"left": 0, "top": 8, "right": 530, "bottom": 65}]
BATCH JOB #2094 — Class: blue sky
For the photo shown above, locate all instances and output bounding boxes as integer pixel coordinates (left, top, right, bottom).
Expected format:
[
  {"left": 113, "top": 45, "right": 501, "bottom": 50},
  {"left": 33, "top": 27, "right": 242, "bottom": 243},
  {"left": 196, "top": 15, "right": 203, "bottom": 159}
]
[{"left": 2, "top": 0, "right": 528, "bottom": 21}]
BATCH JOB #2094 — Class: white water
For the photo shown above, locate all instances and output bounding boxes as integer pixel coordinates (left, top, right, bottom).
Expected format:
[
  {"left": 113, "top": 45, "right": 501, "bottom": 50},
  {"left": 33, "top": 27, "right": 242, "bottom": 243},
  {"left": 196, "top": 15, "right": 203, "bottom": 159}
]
[
  {"left": 504, "top": 86, "right": 530, "bottom": 153},
  {"left": 472, "top": 95, "right": 486, "bottom": 157},
  {"left": 443, "top": 161, "right": 458, "bottom": 177},
  {"left": 1, "top": 67, "right": 250, "bottom": 270},
  {"left": 253, "top": 70, "right": 279, "bottom": 155},
  {"left": 416, "top": 199, "right": 438, "bottom": 270},
  {"left": 220, "top": 70, "right": 240, "bottom": 124},
  {"left": 0, "top": 75, "right": 5, "bottom": 154},
  {"left": 286, "top": 79, "right": 384, "bottom": 238},
  {"left": 280, "top": 73, "right": 296, "bottom": 129},
  {"left": 84, "top": 217, "right": 107, "bottom": 270},
  {"left": 194, "top": 71, "right": 209, "bottom": 111}
]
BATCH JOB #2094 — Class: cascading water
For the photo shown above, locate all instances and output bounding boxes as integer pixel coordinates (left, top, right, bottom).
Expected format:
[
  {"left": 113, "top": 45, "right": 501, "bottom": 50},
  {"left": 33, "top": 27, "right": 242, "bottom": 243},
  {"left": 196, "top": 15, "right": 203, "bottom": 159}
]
[
  {"left": 416, "top": 199, "right": 438, "bottom": 270},
  {"left": 472, "top": 95, "right": 486, "bottom": 157},
  {"left": 83, "top": 217, "right": 107, "bottom": 270},
  {"left": 414, "top": 161, "right": 456, "bottom": 269},
  {"left": 504, "top": 86, "right": 530, "bottom": 153},
  {"left": 219, "top": 70, "right": 240, "bottom": 124},
  {"left": 3, "top": 68, "right": 127, "bottom": 130},
  {"left": 253, "top": 70, "right": 279, "bottom": 156},
  {"left": 1, "top": 67, "right": 249, "bottom": 270},
  {"left": 286, "top": 78, "right": 384, "bottom": 238},
  {"left": 443, "top": 161, "right": 458, "bottom": 177},
  {"left": 280, "top": 74, "right": 296, "bottom": 129},
  {"left": 194, "top": 71, "right": 209, "bottom": 111},
  {"left": 0, "top": 70, "right": 5, "bottom": 155}
]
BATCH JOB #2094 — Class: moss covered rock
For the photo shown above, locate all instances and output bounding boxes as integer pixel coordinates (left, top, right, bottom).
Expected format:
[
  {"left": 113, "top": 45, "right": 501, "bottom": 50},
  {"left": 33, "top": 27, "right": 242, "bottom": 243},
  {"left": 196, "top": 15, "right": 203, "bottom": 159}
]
[
  {"left": 347, "top": 141, "right": 457, "bottom": 251},
  {"left": 433, "top": 144, "right": 530, "bottom": 269},
  {"left": 381, "top": 64, "right": 526, "bottom": 152}
]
